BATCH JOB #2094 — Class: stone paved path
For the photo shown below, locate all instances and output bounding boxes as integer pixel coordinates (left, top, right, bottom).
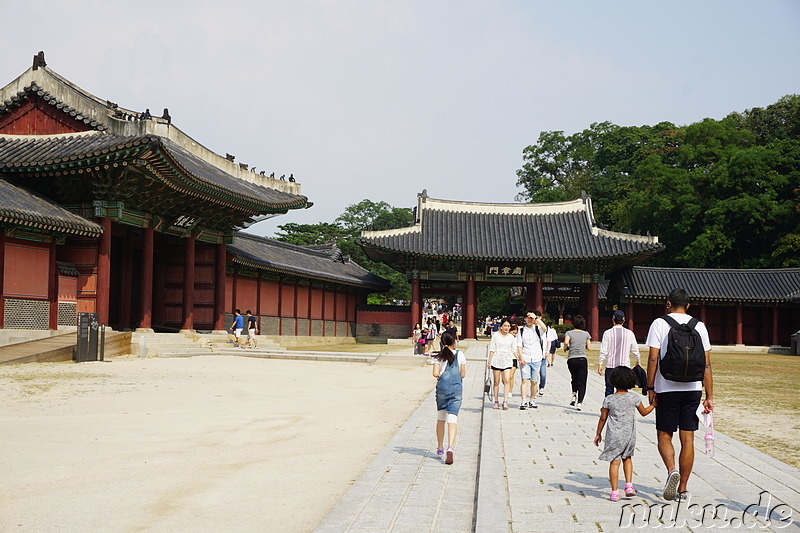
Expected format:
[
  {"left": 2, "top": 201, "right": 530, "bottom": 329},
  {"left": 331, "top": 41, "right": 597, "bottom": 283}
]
[{"left": 316, "top": 341, "right": 800, "bottom": 532}]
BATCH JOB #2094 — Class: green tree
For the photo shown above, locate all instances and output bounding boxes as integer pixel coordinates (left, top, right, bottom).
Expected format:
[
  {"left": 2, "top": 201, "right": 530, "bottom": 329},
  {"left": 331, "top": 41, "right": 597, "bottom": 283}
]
[
  {"left": 273, "top": 200, "right": 414, "bottom": 304},
  {"left": 273, "top": 222, "right": 346, "bottom": 245},
  {"left": 516, "top": 95, "right": 800, "bottom": 269}
]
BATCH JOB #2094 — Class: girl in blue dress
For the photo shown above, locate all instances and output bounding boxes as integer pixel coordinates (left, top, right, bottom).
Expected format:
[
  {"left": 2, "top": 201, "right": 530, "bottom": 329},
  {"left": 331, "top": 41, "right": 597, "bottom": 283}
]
[{"left": 433, "top": 331, "right": 467, "bottom": 465}]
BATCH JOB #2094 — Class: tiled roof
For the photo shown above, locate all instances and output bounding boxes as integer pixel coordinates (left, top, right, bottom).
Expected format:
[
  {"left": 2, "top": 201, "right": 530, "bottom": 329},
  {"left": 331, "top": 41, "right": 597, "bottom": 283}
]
[
  {"left": 0, "top": 132, "right": 307, "bottom": 212},
  {"left": 229, "top": 232, "right": 390, "bottom": 290},
  {"left": 358, "top": 193, "right": 664, "bottom": 261},
  {"left": 615, "top": 266, "right": 800, "bottom": 303},
  {"left": 0, "top": 178, "right": 102, "bottom": 236},
  {"left": 0, "top": 82, "right": 107, "bottom": 130}
]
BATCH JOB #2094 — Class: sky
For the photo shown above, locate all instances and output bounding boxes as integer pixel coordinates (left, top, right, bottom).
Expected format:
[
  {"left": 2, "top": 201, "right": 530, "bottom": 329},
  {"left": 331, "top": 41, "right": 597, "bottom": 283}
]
[{"left": 2, "top": 1, "right": 799, "bottom": 237}]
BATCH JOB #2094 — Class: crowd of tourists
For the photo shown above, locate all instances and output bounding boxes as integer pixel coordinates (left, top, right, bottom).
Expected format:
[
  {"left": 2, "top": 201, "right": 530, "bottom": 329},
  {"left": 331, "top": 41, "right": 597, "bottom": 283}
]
[{"left": 431, "top": 289, "right": 714, "bottom": 506}]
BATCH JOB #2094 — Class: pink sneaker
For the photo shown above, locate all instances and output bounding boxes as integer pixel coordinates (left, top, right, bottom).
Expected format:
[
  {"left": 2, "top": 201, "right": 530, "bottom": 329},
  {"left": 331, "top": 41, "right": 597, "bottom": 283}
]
[
  {"left": 624, "top": 483, "right": 636, "bottom": 497},
  {"left": 610, "top": 490, "right": 620, "bottom": 502}
]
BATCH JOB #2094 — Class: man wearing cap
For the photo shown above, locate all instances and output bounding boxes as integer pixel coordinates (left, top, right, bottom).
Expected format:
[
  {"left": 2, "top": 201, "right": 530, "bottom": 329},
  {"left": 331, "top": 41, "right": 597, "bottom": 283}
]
[{"left": 598, "top": 310, "right": 641, "bottom": 396}]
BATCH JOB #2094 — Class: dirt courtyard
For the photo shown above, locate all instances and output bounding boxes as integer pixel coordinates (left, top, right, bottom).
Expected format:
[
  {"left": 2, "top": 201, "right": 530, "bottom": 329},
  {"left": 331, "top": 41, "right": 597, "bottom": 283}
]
[{"left": 0, "top": 355, "right": 434, "bottom": 532}]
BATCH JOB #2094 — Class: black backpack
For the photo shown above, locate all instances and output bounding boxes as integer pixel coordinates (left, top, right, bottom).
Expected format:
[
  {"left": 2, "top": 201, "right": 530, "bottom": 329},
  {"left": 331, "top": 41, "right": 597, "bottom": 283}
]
[{"left": 658, "top": 315, "right": 706, "bottom": 382}]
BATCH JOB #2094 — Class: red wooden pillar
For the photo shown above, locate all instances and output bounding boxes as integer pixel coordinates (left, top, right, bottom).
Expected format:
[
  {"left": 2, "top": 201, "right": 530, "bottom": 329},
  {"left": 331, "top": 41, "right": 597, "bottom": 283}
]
[
  {"left": 0, "top": 233, "right": 5, "bottom": 327},
  {"left": 411, "top": 278, "right": 421, "bottom": 331},
  {"left": 735, "top": 304, "right": 743, "bottom": 345},
  {"left": 700, "top": 303, "right": 707, "bottom": 324},
  {"left": 589, "top": 282, "right": 599, "bottom": 340},
  {"left": 332, "top": 287, "right": 338, "bottom": 336},
  {"left": 534, "top": 280, "right": 543, "bottom": 313},
  {"left": 625, "top": 301, "right": 635, "bottom": 336},
  {"left": 48, "top": 240, "right": 58, "bottom": 330},
  {"left": 120, "top": 229, "right": 133, "bottom": 329},
  {"left": 181, "top": 235, "right": 195, "bottom": 331},
  {"left": 139, "top": 225, "right": 154, "bottom": 330},
  {"left": 295, "top": 280, "right": 300, "bottom": 336},
  {"left": 213, "top": 243, "right": 227, "bottom": 331},
  {"left": 153, "top": 237, "right": 165, "bottom": 327},
  {"left": 772, "top": 304, "right": 780, "bottom": 346},
  {"left": 96, "top": 217, "right": 112, "bottom": 325},
  {"left": 465, "top": 276, "right": 476, "bottom": 339}
]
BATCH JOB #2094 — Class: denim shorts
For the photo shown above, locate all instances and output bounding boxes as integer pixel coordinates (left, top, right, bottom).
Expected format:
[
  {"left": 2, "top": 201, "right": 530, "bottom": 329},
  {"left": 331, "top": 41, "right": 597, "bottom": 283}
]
[{"left": 520, "top": 360, "right": 542, "bottom": 383}]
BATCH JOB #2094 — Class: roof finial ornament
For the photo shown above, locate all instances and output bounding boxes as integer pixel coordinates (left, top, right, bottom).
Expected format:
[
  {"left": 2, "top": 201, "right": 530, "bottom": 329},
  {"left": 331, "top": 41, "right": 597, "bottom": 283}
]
[
  {"left": 226, "top": 153, "right": 235, "bottom": 162},
  {"left": 270, "top": 172, "right": 275, "bottom": 179},
  {"left": 161, "top": 108, "right": 171, "bottom": 124},
  {"left": 32, "top": 51, "right": 46, "bottom": 70},
  {"left": 420, "top": 189, "right": 428, "bottom": 199},
  {"left": 141, "top": 108, "right": 152, "bottom": 120},
  {"left": 580, "top": 190, "right": 588, "bottom": 200},
  {"left": 280, "top": 174, "right": 286, "bottom": 181},
  {"left": 288, "top": 174, "right": 295, "bottom": 182}
]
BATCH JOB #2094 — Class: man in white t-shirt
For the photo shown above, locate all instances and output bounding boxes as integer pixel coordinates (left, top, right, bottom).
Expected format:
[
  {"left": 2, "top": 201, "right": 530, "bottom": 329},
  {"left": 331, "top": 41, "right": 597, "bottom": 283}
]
[
  {"left": 645, "top": 289, "right": 714, "bottom": 502},
  {"left": 518, "top": 310, "right": 546, "bottom": 409}
]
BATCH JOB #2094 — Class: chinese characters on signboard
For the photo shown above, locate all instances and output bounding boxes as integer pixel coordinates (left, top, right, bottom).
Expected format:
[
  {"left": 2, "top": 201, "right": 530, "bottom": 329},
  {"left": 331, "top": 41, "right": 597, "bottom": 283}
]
[{"left": 486, "top": 265, "right": 525, "bottom": 276}]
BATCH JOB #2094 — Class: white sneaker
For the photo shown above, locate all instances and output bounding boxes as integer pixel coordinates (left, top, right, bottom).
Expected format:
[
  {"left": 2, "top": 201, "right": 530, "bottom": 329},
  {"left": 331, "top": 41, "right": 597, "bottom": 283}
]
[
  {"left": 570, "top": 394, "right": 577, "bottom": 406},
  {"left": 576, "top": 403, "right": 582, "bottom": 411},
  {"left": 530, "top": 399, "right": 538, "bottom": 409},
  {"left": 538, "top": 389, "right": 545, "bottom": 397},
  {"left": 508, "top": 392, "right": 513, "bottom": 399}
]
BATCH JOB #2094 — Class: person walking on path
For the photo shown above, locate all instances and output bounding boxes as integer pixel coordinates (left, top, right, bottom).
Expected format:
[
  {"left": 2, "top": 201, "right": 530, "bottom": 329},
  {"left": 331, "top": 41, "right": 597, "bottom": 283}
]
[
  {"left": 645, "top": 288, "right": 714, "bottom": 502},
  {"left": 538, "top": 322, "right": 558, "bottom": 397},
  {"left": 517, "top": 311, "right": 546, "bottom": 410},
  {"left": 433, "top": 331, "right": 466, "bottom": 465},
  {"left": 245, "top": 310, "right": 259, "bottom": 349},
  {"left": 412, "top": 323, "right": 423, "bottom": 355},
  {"left": 593, "top": 366, "right": 656, "bottom": 501},
  {"left": 229, "top": 309, "right": 245, "bottom": 349},
  {"left": 599, "top": 310, "right": 642, "bottom": 396},
  {"left": 487, "top": 318, "right": 519, "bottom": 410},
  {"left": 563, "top": 315, "right": 591, "bottom": 411}
]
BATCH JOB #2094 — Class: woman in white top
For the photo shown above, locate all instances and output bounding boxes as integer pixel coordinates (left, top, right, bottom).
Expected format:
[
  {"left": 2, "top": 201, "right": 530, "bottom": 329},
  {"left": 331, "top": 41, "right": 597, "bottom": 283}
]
[{"left": 487, "top": 318, "right": 520, "bottom": 410}]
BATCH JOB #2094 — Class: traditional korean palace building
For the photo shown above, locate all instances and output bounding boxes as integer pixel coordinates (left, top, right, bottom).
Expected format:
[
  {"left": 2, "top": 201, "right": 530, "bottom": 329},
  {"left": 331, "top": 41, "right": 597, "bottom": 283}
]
[
  {"left": 0, "top": 54, "right": 387, "bottom": 335},
  {"left": 608, "top": 266, "right": 800, "bottom": 346},
  {"left": 358, "top": 191, "right": 665, "bottom": 340},
  {"left": 359, "top": 192, "right": 800, "bottom": 346}
]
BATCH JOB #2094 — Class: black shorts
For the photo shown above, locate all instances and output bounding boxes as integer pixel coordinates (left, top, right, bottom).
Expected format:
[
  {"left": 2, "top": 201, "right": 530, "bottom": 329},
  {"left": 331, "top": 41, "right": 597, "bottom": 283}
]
[
  {"left": 512, "top": 359, "right": 518, "bottom": 368},
  {"left": 655, "top": 391, "right": 702, "bottom": 433},
  {"left": 491, "top": 366, "right": 512, "bottom": 372}
]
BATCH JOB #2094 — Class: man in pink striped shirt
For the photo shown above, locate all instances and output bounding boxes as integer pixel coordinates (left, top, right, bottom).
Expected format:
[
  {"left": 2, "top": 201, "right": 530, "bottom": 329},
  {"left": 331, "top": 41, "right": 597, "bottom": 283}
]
[{"left": 598, "top": 310, "right": 641, "bottom": 396}]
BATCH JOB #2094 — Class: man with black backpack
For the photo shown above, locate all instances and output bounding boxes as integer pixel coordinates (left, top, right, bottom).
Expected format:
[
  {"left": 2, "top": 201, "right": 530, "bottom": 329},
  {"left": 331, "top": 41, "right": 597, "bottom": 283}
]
[{"left": 645, "top": 289, "right": 714, "bottom": 503}]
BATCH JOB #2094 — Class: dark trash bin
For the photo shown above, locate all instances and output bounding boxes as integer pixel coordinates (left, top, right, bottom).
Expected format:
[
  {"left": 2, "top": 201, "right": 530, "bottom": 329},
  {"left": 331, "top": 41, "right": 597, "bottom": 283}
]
[{"left": 792, "top": 330, "right": 800, "bottom": 356}]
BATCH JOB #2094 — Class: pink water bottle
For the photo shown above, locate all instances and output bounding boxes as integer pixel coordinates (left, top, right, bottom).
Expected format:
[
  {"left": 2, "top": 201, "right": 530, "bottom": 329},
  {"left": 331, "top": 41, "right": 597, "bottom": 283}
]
[{"left": 704, "top": 412, "right": 715, "bottom": 457}]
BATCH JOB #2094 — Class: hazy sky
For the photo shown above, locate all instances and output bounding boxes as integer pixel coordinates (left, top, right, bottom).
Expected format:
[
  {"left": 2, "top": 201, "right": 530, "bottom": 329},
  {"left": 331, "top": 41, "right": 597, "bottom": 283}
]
[{"left": 2, "top": 1, "right": 798, "bottom": 236}]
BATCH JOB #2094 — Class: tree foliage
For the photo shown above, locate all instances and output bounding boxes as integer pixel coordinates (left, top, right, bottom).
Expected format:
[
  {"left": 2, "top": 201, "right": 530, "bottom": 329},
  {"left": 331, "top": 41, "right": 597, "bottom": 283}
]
[
  {"left": 274, "top": 200, "right": 414, "bottom": 303},
  {"left": 516, "top": 95, "right": 800, "bottom": 268}
]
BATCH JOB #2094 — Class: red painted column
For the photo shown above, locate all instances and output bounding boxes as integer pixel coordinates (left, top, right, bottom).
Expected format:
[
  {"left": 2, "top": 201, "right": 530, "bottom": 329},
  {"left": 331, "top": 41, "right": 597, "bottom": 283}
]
[
  {"left": 213, "top": 243, "right": 226, "bottom": 331},
  {"left": 700, "top": 303, "right": 707, "bottom": 324},
  {"left": 465, "top": 276, "right": 476, "bottom": 339},
  {"left": 0, "top": 233, "right": 5, "bottom": 327},
  {"left": 48, "top": 240, "right": 58, "bottom": 330},
  {"left": 120, "top": 229, "right": 133, "bottom": 329},
  {"left": 332, "top": 287, "right": 338, "bottom": 336},
  {"left": 735, "top": 304, "right": 743, "bottom": 345},
  {"left": 534, "top": 280, "right": 543, "bottom": 313},
  {"left": 181, "top": 235, "right": 195, "bottom": 331},
  {"left": 307, "top": 283, "right": 313, "bottom": 336},
  {"left": 411, "top": 278, "right": 421, "bottom": 331},
  {"left": 295, "top": 280, "right": 300, "bottom": 335},
  {"left": 625, "top": 301, "right": 635, "bottom": 337},
  {"left": 589, "top": 282, "right": 599, "bottom": 340},
  {"left": 772, "top": 304, "right": 780, "bottom": 346},
  {"left": 96, "top": 217, "right": 112, "bottom": 326},
  {"left": 152, "top": 237, "right": 165, "bottom": 327},
  {"left": 139, "top": 225, "right": 154, "bottom": 329}
]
